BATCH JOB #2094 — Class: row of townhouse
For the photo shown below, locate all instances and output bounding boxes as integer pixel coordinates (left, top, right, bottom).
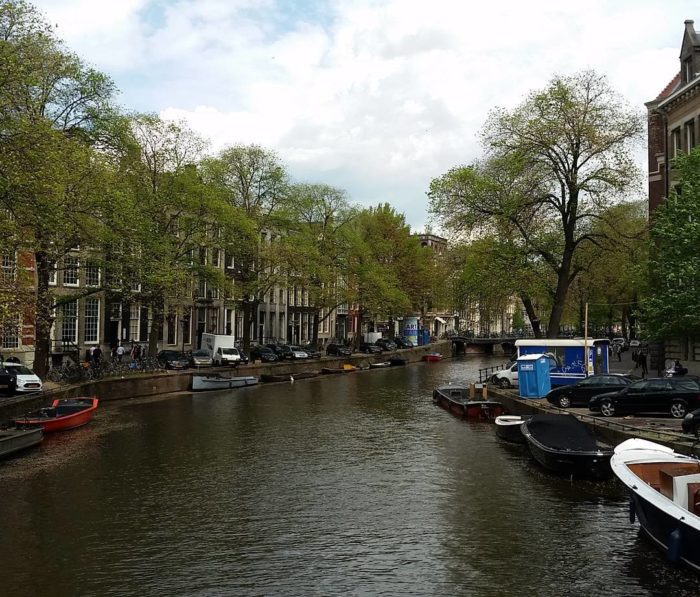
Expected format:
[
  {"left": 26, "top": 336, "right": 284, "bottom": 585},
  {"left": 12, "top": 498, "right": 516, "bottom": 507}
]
[{"left": 1, "top": 239, "right": 349, "bottom": 369}]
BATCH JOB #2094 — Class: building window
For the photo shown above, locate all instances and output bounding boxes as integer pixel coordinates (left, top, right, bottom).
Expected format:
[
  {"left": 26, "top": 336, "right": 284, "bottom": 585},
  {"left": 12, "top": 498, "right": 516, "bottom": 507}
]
[
  {"left": 167, "top": 314, "right": 177, "bottom": 345},
  {"left": 48, "top": 261, "right": 57, "bottom": 285},
  {"left": 672, "top": 127, "right": 683, "bottom": 158},
  {"left": 685, "top": 120, "right": 696, "bottom": 151},
  {"left": 684, "top": 57, "right": 693, "bottom": 83},
  {"left": 63, "top": 257, "right": 79, "bottom": 286},
  {"left": 212, "top": 248, "right": 220, "bottom": 268},
  {"left": 60, "top": 300, "right": 78, "bottom": 343},
  {"left": 1, "top": 253, "right": 15, "bottom": 281},
  {"left": 0, "top": 314, "right": 20, "bottom": 348},
  {"left": 85, "top": 262, "right": 100, "bottom": 287},
  {"left": 129, "top": 304, "right": 140, "bottom": 341},
  {"left": 84, "top": 298, "right": 99, "bottom": 343}
]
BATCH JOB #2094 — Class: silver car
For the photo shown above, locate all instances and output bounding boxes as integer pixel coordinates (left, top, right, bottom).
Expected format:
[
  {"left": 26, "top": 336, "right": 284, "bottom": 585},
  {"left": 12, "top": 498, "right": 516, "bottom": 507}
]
[{"left": 189, "top": 349, "right": 213, "bottom": 368}]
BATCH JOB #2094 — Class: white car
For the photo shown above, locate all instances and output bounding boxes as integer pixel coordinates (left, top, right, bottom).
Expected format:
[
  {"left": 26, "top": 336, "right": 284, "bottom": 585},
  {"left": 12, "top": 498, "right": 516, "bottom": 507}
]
[
  {"left": 492, "top": 362, "right": 518, "bottom": 388},
  {"left": 5, "top": 363, "right": 43, "bottom": 393}
]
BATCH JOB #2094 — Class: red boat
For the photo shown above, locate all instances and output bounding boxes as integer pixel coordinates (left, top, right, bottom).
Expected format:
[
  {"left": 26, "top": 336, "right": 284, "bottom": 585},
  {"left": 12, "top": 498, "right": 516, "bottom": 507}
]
[
  {"left": 422, "top": 353, "right": 443, "bottom": 362},
  {"left": 15, "top": 397, "right": 99, "bottom": 432},
  {"left": 432, "top": 386, "right": 503, "bottom": 421}
]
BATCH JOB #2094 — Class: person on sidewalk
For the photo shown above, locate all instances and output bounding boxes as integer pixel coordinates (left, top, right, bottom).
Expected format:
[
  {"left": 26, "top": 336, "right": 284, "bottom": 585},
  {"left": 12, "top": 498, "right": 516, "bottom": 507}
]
[
  {"left": 614, "top": 343, "right": 622, "bottom": 362},
  {"left": 116, "top": 344, "right": 125, "bottom": 363},
  {"left": 638, "top": 350, "right": 647, "bottom": 378}
]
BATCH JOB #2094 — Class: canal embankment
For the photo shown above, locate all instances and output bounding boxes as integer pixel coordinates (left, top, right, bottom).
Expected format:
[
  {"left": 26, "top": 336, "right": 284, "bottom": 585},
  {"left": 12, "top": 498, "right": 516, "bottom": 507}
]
[{"left": 0, "top": 340, "right": 454, "bottom": 423}]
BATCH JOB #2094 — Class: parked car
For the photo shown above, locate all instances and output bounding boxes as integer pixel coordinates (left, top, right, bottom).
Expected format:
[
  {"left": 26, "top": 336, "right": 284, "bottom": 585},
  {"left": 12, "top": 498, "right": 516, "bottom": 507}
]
[
  {"left": 491, "top": 361, "right": 518, "bottom": 388},
  {"left": 189, "top": 349, "right": 213, "bottom": 368},
  {"left": 301, "top": 344, "right": 322, "bottom": 359},
  {"left": 239, "top": 350, "right": 249, "bottom": 365},
  {"left": 250, "top": 346, "right": 278, "bottom": 362},
  {"left": 0, "top": 364, "right": 20, "bottom": 395},
  {"left": 545, "top": 374, "right": 637, "bottom": 408},
  {"left": 359, "top": 342, "right": 382, "bottom": 354},
  {"left": 375, "top": 338, "right": 397, "bottom": 352},
  {"left": 157, "top": 350, "right": 190, "bottom": 370},
  {"left": 589, "top": 377, "right": 700, "bottom": 418},
  {"left": 394, "top": 337, "right": 414, "bottom": 349},
  {"left": 265, "top": 344, "right": 287, "bottom": 359},
  {"left": 326, "top": 343, "right": 352, "bottom": 357},
  {"left": 278, "top": 345, "right": 308, "bottom": 360},
  {"left": 611, "top": 337, "right": 628, "bottom": 351}
]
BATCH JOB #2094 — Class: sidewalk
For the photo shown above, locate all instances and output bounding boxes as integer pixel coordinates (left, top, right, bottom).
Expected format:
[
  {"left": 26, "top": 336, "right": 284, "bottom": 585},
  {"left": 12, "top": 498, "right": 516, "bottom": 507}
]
[{"left": 608, "top": 349, "right": 700, "bottom": 377}]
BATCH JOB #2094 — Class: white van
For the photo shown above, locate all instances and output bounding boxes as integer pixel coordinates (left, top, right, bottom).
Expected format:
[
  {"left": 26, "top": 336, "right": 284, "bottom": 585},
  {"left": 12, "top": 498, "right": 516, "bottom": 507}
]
[
  {"left": 492, "top": 362, "right": 518, "bottom": 388},
  {"left": 200, "top": 333, "right": 241, "bottom": 367}
]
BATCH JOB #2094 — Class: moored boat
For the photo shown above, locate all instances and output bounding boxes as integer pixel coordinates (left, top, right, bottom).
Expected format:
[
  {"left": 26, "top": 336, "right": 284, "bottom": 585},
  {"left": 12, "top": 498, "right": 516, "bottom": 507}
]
[
  {"left": 192, "top": 375, "right": 259, "bottom": 390},
  {"left": 14, "top": 397, "right": 98, "bottom": 432},
  {"left": 259, "top": 372, "right": 318, "bottom": 383},
  {"left": 0, "top": 427, "right": 43, "bottom": 459},
  {"left": 521, "top": 414, "right": 613, "bottom": 480},
  {"left": 320, "top": 367, "right": 344, "bottom": 375},
  {"left": 369, "top": 361, "right": 391, "bottom": 369},
  {"left": 422, "top": 353, "right": 443, "bottom": 362},
  {"left": 389, "top": 357, "right": 407, "bottom": 367},
  {"left": 611, "top": 438, "right": 700, "bottom": 572},
  {"left": 432, "top": 385, "right": 504, "bottom": 421},
  {"left": 494, "top": 415, "right": 531, "bottom": 443}
]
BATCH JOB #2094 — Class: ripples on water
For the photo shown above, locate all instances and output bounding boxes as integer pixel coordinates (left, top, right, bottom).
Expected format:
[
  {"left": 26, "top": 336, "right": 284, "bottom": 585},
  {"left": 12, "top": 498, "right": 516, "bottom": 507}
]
[{"left": 1, "top": 356, "right": 698, "bottom": 596}]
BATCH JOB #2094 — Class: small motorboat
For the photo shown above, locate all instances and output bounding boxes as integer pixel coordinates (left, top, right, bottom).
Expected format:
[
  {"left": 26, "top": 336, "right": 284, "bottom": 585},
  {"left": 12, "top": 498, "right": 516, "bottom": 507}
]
[
  {"left": 15, "top": 397, "right": 99, "bottom": 432},
  {"left": 521, "top": 414, "right": 613, "bottom": 480},
  {"left": 192, "top": 375, "right": 259, "bottom": 390},
  {"left": 611, "top": 439, "right": 700, "bottom": 572},
  {"left": 494, "top": 415, "right": 531, "bottom": 443},
  {"left": 259, "top": 372, "right": 318, "bottom": 383},
  {"left": 432, "top": 385, "right": 504, "bottom": 421},
  {"left": 320, "top": 367, "right": 344, "bottom": 375},
  {"left": 422, "top": 353, "right": 443, "bottom": 362},
  {"left": 0, "top": 426, "right": 43, "bottom": 459},
  {"left": 388, "top": 357, "right": 407, "bottom": 367},
  {"left": 369, "top": 362, "right": 391, "bottom": 369}
]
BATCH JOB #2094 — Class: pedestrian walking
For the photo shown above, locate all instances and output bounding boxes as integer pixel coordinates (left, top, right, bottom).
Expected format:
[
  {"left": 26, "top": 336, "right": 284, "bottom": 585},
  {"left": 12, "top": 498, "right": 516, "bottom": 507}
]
[
  {"left": 632, "top": 349, "right": 639, "bottom": 368},
  {"left": 94, "top": 346, "right": 102, "bottom": 363},
  {"left": 116, "top": 344, "right": 125, "bottom": 363},
  {"left": 638, "top": 351, "right": 648, "bottom": 377},
  {"left": 614, "top": 343, "right": 622, "bottom": 362}
]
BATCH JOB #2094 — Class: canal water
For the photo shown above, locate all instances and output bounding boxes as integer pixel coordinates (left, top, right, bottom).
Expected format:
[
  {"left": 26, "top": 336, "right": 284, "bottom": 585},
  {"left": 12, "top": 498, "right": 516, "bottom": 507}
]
[{"left": 1, "top": 356, "right": 697, "bottom": 596}]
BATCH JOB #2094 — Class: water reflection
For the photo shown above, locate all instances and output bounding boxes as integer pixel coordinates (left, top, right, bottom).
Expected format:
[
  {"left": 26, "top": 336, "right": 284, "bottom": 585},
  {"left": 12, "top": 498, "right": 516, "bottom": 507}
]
[{"left": 0, "top": 356, "right": 697, "bottom": 596}]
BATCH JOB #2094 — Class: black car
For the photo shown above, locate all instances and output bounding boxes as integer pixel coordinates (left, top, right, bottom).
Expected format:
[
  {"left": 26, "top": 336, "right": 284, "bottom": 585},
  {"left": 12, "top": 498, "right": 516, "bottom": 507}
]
[
  {"left": 682, "top": 408, "right": 700, "bottom": 436},
  {"left": 589, "top": 377, "right": 700, "bottom": 419},
  {"left": 326, "top": 343, "right": 352, "bottom": 357},
  {"left": 301, "top": 344, "right": 322, "bottom": 359},
  {"left": 157, "top": 350, "right": 190, "bottom": 370},
  {"left": 0, "top": 366, "right": 17, "bottom": 395},
  {"left": 359, "top": 342, "right": 382, "bottom": 354},
  {"left": 250, "top": 346, "right": 278, "bottom": 362},
  {"left": 394, "top": 337, "right": 414, "bottom": 349},
  {"left": 375, "top": 338, "right": 397, "bottom": 352},
  {"left": 239, "top": 350, "right": 250, "bottom": 365},
  {"left": 265, "top": 344, "right": 286, "bottom": 359},
  {"left": 545, "top": 374, "right": 637, "bottom": 408}
]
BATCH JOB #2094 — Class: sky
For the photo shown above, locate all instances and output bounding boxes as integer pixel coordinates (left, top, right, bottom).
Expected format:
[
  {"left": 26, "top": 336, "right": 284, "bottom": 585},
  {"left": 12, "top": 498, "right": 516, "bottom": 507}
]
[{"left": 32, "top": 0, "right": 699, "bottom": 229}]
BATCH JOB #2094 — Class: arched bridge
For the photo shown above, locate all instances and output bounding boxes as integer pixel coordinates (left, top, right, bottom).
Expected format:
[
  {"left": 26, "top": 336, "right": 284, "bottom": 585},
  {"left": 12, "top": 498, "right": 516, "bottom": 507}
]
[{"left": 449, "top": 336, "right": 516, "bottom": 356}]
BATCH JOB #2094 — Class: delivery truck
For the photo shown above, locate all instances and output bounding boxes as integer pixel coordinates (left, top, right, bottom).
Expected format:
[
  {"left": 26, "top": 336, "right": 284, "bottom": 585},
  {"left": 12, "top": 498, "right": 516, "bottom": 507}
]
[{"left": 200, "top": 333, "right": 242, "bottom": 367}]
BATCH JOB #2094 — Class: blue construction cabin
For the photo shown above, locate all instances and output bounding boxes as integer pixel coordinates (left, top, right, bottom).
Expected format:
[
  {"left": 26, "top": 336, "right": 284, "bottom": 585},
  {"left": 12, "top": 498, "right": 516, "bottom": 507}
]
[{"left": 514, "top": 338, "right": 610, "bottom": 386}]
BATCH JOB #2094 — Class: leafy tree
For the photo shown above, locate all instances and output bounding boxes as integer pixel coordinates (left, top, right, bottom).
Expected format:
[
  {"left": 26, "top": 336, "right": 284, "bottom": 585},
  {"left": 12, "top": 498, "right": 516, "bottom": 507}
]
[
  {"left": 0, "top": 0, "right": 117, "bottom": 376},
  {"left": 429, "top": 71, "right": 644, "bottom": 338},
  {"left": 200, "top": 145, "right": 289, "bottom": 349},
  {"left": 280, "top": 183, "right": 357, "bottom": 345},
  {"left": 642, "top": 148, "right": 700, "bottom": 341}
]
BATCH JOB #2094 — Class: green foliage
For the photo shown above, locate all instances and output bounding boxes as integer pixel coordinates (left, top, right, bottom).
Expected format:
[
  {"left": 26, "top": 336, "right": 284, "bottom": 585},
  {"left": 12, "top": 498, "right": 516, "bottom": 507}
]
[
  {"left": 429, "top": 71, "right": 644, "bottom": 337},
  {"left": 642, "top": 148, "right": 700, "bottom": 339}
]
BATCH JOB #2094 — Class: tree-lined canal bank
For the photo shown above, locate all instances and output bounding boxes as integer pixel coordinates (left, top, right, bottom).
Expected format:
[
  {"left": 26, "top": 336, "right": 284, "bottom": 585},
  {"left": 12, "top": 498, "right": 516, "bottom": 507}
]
[{"left": 1, "top": 356, "right": 697, "bottom": 596}]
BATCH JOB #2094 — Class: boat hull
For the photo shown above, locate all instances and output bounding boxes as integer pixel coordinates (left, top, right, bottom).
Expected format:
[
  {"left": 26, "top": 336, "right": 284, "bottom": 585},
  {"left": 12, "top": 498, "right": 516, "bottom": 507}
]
[
  {"left": 0, "top": 427, "right": 43, "bottom": 459},
  {"left": 524, "top": 432, "right": 612, "bottom": 480},
  {"left": 494, "top": 416, "right": 529, "bottom": 444},
  {"left": 192, "top": 375, "right": 259, "bottom": 390},
  {"left": 15, "top": 398, "right": 98, "bottom": 432},
  {"left": 629, "top": 490, "right": 700, "bottom": 572},
  {"left": 432, "top": 387, "right": 504, "bottom": 421},
  {"left": 422, "top": 354, "right": 443, "bottom": 362}
]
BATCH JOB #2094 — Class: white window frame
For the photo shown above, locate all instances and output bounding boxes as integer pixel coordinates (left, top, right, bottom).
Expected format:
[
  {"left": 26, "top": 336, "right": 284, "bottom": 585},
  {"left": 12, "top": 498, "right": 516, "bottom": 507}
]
[
  {"left": 60, "top": 300, "right": 78, "bottom": 343},
  {"left": 85, "top": 263, "right": 101, "bottom": 287},
  {"left": 84, "top": 298, "right": 100, "bottom": 344},
  {"left": 63, "top": 256, "right": 80, "bottom": 287}
]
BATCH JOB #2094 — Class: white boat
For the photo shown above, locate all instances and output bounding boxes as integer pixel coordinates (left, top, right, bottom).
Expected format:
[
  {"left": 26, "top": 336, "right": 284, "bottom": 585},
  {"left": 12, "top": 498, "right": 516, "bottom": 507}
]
[
  {"left": 611, "top": 438, "right": 700, "bottom": 572},
  {"left": 191, "top": 375, "right": 258, "bottom": 392},
  {"left": 494, "top": 415, "right": 530, "bottom": 443}
]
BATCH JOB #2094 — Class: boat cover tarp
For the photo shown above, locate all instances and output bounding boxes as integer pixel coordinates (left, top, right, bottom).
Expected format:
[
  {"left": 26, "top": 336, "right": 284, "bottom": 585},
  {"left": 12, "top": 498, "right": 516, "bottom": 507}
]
[{"left": 526, "top": 414, "right": 600, "bottom": 451}]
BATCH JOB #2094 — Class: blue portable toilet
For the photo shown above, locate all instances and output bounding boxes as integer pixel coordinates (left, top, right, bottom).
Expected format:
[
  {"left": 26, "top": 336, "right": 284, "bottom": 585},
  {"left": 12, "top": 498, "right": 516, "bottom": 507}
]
[{"left": 517, "top": 353, "right": 552, "bottom": 398}]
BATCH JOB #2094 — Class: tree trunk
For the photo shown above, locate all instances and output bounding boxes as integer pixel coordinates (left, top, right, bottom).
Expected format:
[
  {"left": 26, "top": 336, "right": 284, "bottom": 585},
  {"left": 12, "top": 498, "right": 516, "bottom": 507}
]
[
  {"left": 546, "top": 251, "right": 573, "bottom": 338},
  {"left": 148, "top": 299, "right": 164, "bottom": 357},
  {"left": 33, "top": 250, "right": 53, "bottom": 379},
  {"left": 242, "top": 300, "right": 252, "bottom": 350},
  {"left": 519, "top": 292, "right": 541, "bottom": 338},
  {"left": 311, "top": 308, "right": 319, "bottom": 346}
]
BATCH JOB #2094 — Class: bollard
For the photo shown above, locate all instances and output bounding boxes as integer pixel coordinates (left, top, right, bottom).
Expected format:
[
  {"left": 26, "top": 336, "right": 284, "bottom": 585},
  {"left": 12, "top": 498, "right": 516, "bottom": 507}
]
[
  {"left": 482, "top": 384, "right": 488, "bottom": 399},
  {"left": 469, "top": 383, "right": 475, "bottom": 399}
]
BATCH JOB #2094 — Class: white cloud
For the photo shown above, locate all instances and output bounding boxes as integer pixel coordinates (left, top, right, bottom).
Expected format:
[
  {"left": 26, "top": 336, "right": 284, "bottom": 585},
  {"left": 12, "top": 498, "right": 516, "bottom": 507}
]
[{"left": 33, "top": 0, "right": 698, "bottom": 229}]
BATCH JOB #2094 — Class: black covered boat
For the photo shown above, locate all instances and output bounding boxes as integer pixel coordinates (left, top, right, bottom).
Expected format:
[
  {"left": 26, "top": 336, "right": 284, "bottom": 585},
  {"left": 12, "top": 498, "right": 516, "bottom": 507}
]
[{"left": 521, "top": 414, "right": 613, "bottom": 480}]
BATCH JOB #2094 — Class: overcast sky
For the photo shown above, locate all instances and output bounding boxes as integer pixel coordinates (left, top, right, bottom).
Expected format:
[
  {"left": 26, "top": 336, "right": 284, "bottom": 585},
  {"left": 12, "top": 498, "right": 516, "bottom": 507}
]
[{"left": 33, "top": 0, "right": 698, "bottom": 229}]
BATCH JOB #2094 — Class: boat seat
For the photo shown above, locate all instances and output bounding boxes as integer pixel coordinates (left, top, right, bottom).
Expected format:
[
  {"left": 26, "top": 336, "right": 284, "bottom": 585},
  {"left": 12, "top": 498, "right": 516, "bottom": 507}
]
[{"left": 659, "top": 465, "right": 700, "bottom": 500}]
